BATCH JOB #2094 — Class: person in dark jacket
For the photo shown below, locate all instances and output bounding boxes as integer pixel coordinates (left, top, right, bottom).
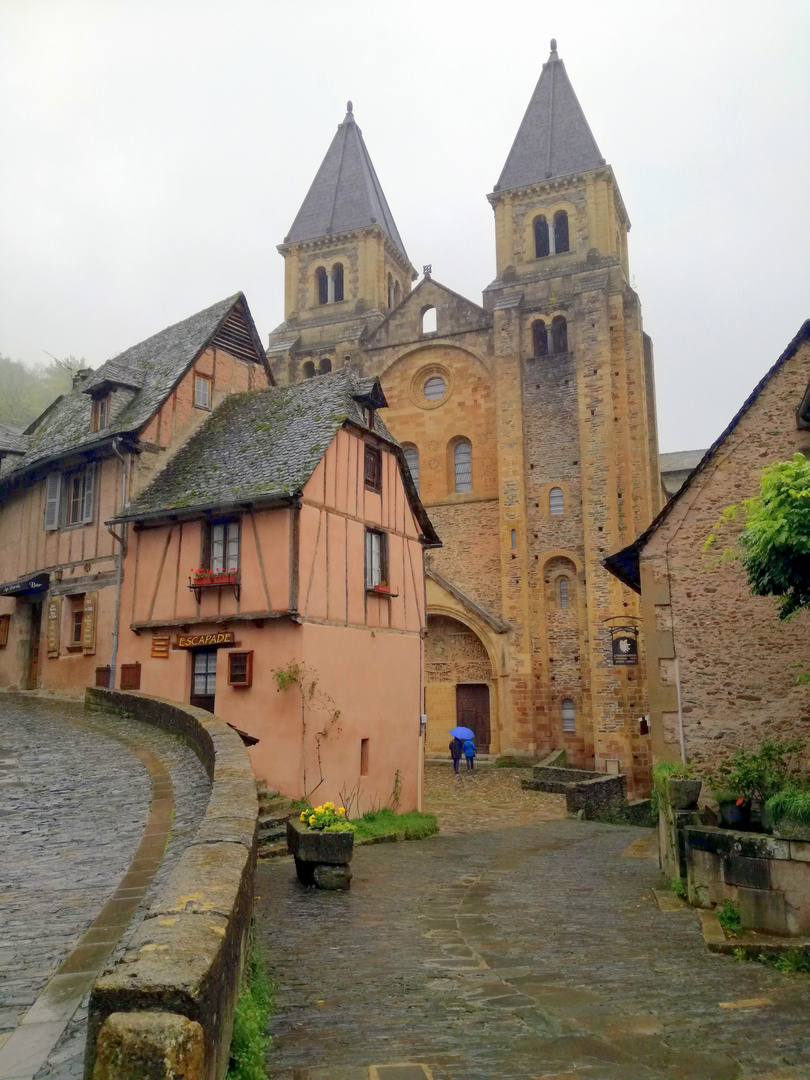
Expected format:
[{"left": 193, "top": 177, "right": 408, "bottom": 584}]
[
  {"left": 463, "top": 738, "right": 476, "bottom": 770},
  {"left": 449, "top": 737, "right": 463, "bottom": 774}
]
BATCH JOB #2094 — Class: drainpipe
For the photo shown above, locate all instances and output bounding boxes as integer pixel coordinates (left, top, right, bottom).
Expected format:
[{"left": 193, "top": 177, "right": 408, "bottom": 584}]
[{"left": 107, "top": 439, "right": 128, "bottom": 689}]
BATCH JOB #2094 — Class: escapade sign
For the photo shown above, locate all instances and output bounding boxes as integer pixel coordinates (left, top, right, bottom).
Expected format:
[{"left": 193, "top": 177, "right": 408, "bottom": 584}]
[{"left": 175, "top": 631, "right": 235, "bottom": 649}]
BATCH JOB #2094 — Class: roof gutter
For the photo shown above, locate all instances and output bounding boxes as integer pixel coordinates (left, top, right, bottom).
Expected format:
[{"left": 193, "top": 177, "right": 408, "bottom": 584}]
[
  {"left": 109, "top": 491, "right": 299, "bottom": 528},
  {"left": 0, "top": 432, "right": 139, "bottom": 497}
]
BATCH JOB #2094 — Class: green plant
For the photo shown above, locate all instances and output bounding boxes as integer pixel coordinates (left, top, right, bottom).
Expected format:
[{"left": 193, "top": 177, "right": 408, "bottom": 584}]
[
  {"left": 296, "top": 801, "right": 354, "bottom": 832},
  {"left": 351, "top": 807, "right": 439, "bottom": 842},
  {"left": 732, "top": 947, "right": 747, "bottom": 962},
  {"left": 273, "top": 661, "right": 341, "bottom": 801},
  {"left": 227, "top": 946, "right": 272, "bottom": 1080},
  {"left": 766, "top": 787, "right": 810, "bottom": 825},
  {"left": 774, "top": 949, "right": 810, "bottom": 974},
  {"left": 709, "top": 740, "right": 805, "bottom": 803},
  {"left": 652, "top": 760, "right": 694, "bottom": 793},
  {"left": 389, "top": 769, "right": 402, "bottom": 812},
  {"left": 717, "top": 900, "right": 742, "bottom": 936},
  {"left": 495, "top": 755, "right": 537, "bottom": 768},
  {"left": 670, "top": 877, "right": 686, "bottom": 899}
]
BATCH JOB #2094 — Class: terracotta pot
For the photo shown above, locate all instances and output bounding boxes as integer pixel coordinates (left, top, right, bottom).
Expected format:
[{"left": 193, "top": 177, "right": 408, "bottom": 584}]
[{"left": 666, "top": 777, "right": 702, "bottom": 810}]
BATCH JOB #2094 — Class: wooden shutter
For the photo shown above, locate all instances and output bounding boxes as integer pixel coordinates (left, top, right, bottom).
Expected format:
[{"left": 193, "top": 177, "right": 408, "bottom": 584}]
[
  {"left": 0, "top": 614, "right": 9, "bottom": 647},
  {"left": 44, "top": 474, "right": 61, "bottom": 531},
  {"left": 82, "top": 465, "right": 95, "bottom": 523},
  {"left": 120, "top": 662, "right": 141, "bottom": 690},
  {"left": 81, "top": 591, "right": 97, "bottom": 655},
  {"left": 46, "top": 598, "right": 61, "bottom": 657}
]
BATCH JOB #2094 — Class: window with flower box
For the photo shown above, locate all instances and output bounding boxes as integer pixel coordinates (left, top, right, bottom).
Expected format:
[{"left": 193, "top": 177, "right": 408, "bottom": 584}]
[{"left": 365, "top": 528, "right": 389, "bottom": 591}]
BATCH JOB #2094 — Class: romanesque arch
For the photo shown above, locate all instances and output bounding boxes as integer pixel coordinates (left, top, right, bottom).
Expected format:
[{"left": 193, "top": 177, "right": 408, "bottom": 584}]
[{"left": 424, "top": 613, "right": 495, "bottom": 755}]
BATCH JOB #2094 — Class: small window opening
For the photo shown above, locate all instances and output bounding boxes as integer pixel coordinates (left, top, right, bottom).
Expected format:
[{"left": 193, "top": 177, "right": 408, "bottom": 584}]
[
  {"left": 228, "top": 651, "right": 253, "bottom": 688},
  {"left": 421, "top": 306, "right": 437, "bottom": 334},
  {"left": 364, "top": 529, "right": 388, "bottom": 588},
  {"left": 71, "top": 599, "right": 84, "bottom": 645},
  {"left": 558, "top": 577, "right": 569, "bottom": 608},
  {"left": 534, "top": 215, "right": 550, "bottom": 258},
  {"left": 393, "top": 280, "right": 402, "bottom": 306},
  {"left": 360, "top": 738, "right": 369, "bottom": 776},
  {"left": 554, "top": 210, "right": 569, "bottom": 254},
  {"left": 453, "top": 439, "right": 472, "bottom": 493},
  {"left": 316, "top": 266, "right": 328, "bottom": 305},
  {"left": 551, "top": 316, "right": 568, "bottom": 353},
  {"left": 319, "top": 357, "right": 332, "bottom": 374},
  {"left": 532, "top": 320, "right": 548, "bottom": 357},
  {"left": 561, "top": 698, "right": 576, "bottom": 732},
  {"left": 403, "top": 445, "right": 419, "bottom": 492},
  {"left": 387, "top": 273, "right": 394, "bottom": 308},
  {"left": 549, "top": 487, "right": 564, "bottom": 515},
  {"left": 302, "top": 360, "right": 315, "bottom": 379},
  {"left": 331, "top": 262, "right": 344, "bottom": 303},
  {"left": 194, "top": 373, "right": 211, "bottom": 409},
  {"left": 364, "top": 444, "right": 382, "bottom": 493},
  {"left": 92, "top": 395, "right": 109, "bottom": 432}
]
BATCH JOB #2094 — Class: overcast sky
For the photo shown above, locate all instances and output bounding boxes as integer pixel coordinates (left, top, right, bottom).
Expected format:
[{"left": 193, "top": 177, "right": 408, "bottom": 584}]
[{"left": 1, "top": 0, "right": 807, "bottom": 452}]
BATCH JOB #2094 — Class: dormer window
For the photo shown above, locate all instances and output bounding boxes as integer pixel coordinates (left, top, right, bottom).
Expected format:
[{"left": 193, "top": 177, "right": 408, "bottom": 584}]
[
  {"left": 194, "top": 372, "right": 212, "bottom": 410},
  {"left": 91, "top": 395, "right": 109, "bottom": 432}
]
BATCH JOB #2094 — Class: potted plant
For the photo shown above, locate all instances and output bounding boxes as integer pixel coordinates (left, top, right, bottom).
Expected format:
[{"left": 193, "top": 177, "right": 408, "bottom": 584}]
[
  {"left": 652, "top": 760, "right": 701, "bottom": 811},
  {"left": 286, "top": 801, "right": 355, "bottom": 890},
  {"left": 765, "top": 789, "right": 810, "bottom": 841},
  {"left": 190, "top": 567, "right": 214, "bottom": 584},
  {"left": 710, "top": 740, "right": 804, "bottom": 832}
]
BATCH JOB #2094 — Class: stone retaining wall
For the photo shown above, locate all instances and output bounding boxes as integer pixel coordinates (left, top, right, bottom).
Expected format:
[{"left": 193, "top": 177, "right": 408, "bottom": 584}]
[
  {"left": 84, "top": 688, "right": 259, "bottom": 1080},
  {"left": 524, "top": 763, "right": 627, "bottom": 818}
]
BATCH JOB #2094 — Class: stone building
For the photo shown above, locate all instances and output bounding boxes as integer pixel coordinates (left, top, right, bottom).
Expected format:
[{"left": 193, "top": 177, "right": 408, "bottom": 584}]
[
  {"left": 268, "top": 42, "right": 662, "bottom": 792},
  {"left": 605, "top": 321, "right": 810, "bottom": 771}
]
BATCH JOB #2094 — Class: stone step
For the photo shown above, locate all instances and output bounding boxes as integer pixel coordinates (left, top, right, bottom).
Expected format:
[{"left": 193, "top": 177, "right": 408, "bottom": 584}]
[
  {"left": 259, "top": 825, "right": 287, "bottom": 844},
  {"left": 257, "top": 840, "right": 289, "bottom": 859}
]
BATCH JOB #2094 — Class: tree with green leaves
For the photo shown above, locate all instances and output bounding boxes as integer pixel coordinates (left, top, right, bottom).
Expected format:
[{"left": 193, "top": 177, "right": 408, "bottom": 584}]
[{"left": 736, "top": 453, "right": 810, "bottom": 620}]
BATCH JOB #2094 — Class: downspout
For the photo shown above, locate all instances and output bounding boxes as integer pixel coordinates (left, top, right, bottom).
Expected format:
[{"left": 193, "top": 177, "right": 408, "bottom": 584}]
[{"left": 107, "top": 439, "right": 129, "bottom": 689}]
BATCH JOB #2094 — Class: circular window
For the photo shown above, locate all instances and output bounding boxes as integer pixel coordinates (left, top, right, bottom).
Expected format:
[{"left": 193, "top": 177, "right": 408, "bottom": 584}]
[{"left": 424, "top": 376, "right": 446, "bottom": 401}]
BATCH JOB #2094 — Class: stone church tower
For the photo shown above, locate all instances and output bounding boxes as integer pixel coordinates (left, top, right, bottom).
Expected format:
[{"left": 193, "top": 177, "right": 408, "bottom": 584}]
[{"left": 268, "top": 42, "right": 662, "bottom": 793}]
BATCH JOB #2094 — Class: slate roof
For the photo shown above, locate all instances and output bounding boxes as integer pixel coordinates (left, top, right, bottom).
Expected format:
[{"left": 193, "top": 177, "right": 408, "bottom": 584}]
[
  {"left": 116, "top": 367, "right": 441, "bottom": 546},
  {"left": 494, "top": 41, "right": 605, "bottom": 193},
  {"left": 660, "top": 449, "right": 708, "bottom": 498},
  {"left": 0, "top": 423, "right": 28, "bottom": 455},
  {"left": 285, "top": 103, "right": 410, "bottom": 261},
  {"left": 7, "top": 294, "right": 264, "bottom": 480},
  {"left": 605, "top": 320, "right": 810, "bottom": 593}
]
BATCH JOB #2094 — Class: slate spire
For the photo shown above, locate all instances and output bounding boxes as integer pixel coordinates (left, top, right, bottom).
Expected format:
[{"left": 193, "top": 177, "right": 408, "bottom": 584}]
[
  {"left": 285, "top": 102, "right": 409, "bottom": 260},
  {"left": 494, "top": 40, "right": 605, "bottom": 192}
]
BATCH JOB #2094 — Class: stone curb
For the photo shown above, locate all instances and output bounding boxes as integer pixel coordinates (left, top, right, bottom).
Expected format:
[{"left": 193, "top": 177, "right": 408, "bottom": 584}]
[{"left": 83, "top": 688, "right": 259, "bottom": 1080}]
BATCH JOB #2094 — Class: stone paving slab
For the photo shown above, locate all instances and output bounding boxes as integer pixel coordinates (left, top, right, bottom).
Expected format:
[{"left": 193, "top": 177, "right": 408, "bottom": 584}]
[{"left": 256, "top": 768, "right": 810, "bottom": 1079}]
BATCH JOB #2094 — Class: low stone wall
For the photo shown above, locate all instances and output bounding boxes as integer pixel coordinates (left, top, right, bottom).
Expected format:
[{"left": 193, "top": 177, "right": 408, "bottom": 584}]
[
  {"left": 685, "top": 825, "right": 810, "bottom": 936},
  {"left": 83, "top": 688, "right": 259, "bottom": 1080},
  {"left": 524, "top": 764, "right": 628, "bottom": 819}
]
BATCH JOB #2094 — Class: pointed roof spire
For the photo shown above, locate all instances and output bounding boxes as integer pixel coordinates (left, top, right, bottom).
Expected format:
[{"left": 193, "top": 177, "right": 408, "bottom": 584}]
[
  {"left": 285, "top": 103, "right": 409, "bottom": 260},
  {"left": 494, "top": 40, "right": 605, "bottom": 192}
]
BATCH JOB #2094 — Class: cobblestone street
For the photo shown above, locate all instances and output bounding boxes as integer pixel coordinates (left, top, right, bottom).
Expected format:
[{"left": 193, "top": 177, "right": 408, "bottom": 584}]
[
  {"left": 0, "top": 694, "right": 210, "bottom": 1080},
  {"left": 256, "top": 764, "right": 810, "bottom": 1080}
]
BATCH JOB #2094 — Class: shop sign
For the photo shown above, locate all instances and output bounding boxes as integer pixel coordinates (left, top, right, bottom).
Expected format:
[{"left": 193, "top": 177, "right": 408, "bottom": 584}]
[
  {"left": 176, "top": 631, "right": 235, "bottom": 649},
  {"left": 611, "top": 625, "right": 638, "bottom": 665},
  {"left": 151, "top": 633, "right": 170, "bottom": 658}
]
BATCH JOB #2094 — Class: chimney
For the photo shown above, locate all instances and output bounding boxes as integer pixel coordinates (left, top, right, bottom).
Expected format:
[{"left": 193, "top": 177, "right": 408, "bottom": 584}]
[{"left": 73, "top": 368, "right": 94, "bottom": 389}]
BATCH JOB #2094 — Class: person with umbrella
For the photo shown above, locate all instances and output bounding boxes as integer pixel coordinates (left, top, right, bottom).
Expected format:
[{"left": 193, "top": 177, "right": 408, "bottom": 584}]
[{"left": 450, "top": 726, "right": 474, "bottom": 775}]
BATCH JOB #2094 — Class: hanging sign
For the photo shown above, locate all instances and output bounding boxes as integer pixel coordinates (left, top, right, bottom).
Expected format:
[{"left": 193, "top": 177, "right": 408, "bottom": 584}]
[
  {"left": 176, "top": 630, "right": 235, "bottom": 649},
  {"left": 151, "top": 633, "right": 170, "bottom": 658},
  {"left": 611, "top": 625, "right": 638, "bottom": 665}
]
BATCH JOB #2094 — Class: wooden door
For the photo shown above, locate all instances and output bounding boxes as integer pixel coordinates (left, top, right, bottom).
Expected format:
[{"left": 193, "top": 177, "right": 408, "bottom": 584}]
[
  {"left": 456, "top": 684, "right": 490, "bottom": 753},
  {"left": 190, "top": 649, "right": 217, "bottom": 713},
  {"left": 27, "top": 601, "right": 42, "bottom": 689}
]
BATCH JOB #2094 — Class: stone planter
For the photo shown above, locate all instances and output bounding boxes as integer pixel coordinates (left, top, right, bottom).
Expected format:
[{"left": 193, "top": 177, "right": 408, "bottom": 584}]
[
  {"left": 287, "top": 818, "right": 354, "bottom": 890},
  {"left": 666, "top": 778, "right": 702, "bottom": 811},
  {"left": 772, "top": 816, "right": 810, "bottom": 841}
]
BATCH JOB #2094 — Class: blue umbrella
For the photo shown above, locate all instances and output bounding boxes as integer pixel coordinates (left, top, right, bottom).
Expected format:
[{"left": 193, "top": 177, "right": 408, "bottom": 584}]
[{"left": 450, "top": 726, "right": 475, "bottom": 740}]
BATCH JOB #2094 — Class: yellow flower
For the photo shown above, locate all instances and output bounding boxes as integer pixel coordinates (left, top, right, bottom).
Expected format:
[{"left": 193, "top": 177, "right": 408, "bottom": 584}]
[
  {"left": 309, "top": 815, "right": 316, "bottom": 825},
  {"left": 325, "top": 801, "right": 335, "bottom": 810},
  {"left": 300, "top": 811, "right": 307, "bottom": 822},
  {"left": 338, "top": 807, "right": 346, "bottom": 816}
]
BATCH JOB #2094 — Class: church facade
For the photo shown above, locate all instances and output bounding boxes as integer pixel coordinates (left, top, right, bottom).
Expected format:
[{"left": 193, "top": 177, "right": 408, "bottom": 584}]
[{"left": 268, "top": 42, "right": 662, "bottom": 793}]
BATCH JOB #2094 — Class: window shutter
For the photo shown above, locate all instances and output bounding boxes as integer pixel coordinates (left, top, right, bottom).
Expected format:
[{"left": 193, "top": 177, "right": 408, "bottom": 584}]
[
  {"left": 0, "top": 614, "right": 10, "bottom": 647},
  {"left": 81, "top": 591, "right": 97, "bottom": 655},
  {"left": 82, "top": 465, "right": 95, "bottom": 523},
  {"left": 46, "top": 598, "right": 61, "bottom": 657},
  {"left": 44, "top": 474, "right": 61, "bottom": 530}
]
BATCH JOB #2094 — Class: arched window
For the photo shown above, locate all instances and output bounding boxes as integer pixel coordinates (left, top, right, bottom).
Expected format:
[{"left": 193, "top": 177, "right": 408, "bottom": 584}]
[
  {"left": 561, "top": 699, "right": 576, "bottom": 732},
  {"left": 421, "top": 306, "right": 437, "bottom": 334},
  {"left": 558, "top": 577, "right": 569, "bottom": 608},
  {"left": 549, "top": 487, "right": 564, "bottom": 515},
  {"left": 453, "top": 439, "right": 472, "bottom": 493},
  {"left": 532, "top": 320, "right": 548, "bottom": 357},
  {"left": 393, "top": 281, "right": 402, "bottom": 306},
  {"left": 302, "top": 360, "right": 316, "bottom": 379},
  {"left": 318, "top": 357, "right": 332, "bottom": 374},
  {"left": 554, "top": 211, "right": 569, "bottom": 254},
  {"left": 316, "top": 267, "right": 328, "bottom": 306},
  {"left": 534, "top": 215, "right": 550, "bottom": 258},
  {"left": 331, "top": 263, "right": 344, "bottom": 303},
  {"left": 387, "top": 274, "right": 394, "bottom": 308},
  {"left": 551, "top": 316, "right": 568, "bottom": 353},
  {"left": 403, "top": 445, "right": 419, "bottom": 492}
]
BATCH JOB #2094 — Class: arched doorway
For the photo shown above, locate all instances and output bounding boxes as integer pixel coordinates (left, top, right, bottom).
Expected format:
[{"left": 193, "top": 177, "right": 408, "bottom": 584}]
[{"left": 424, "top": 614, "right": 494, "bottom": 754}]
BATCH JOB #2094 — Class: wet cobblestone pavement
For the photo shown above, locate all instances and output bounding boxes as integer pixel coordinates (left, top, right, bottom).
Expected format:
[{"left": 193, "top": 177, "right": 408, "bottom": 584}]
[
  {"left": 256, "top": 766, "right": 810, "bottom": 1080},
  {"left": 0, "top": 694, "right": 210, "bottom": 1079}
]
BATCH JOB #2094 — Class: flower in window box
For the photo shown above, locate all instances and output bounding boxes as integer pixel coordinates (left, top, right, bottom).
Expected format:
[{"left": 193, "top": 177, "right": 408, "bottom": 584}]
[
  {"left": 212, "top": 571, "right": 237, "bottom": 585},
  {"left": 191, "top": 568, "right": 214, "bottom": 584},
  {"left": 372, "top": 583, "right": 391, "bottom": 595}
]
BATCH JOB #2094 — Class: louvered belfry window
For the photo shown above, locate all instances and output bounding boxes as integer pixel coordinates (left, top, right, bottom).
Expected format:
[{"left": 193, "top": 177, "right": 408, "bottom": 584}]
[
  {"left": 562, "top": 699, "right": 576, "bottom": 732},
  {"left": 453, "top": 439, "right": 472, "bottom": 493},
  {"left": 549, "top": 487, "right": 564, "bottom": 516},
  {"left": 403, "top": 446, "right": 419, "bottom": 492}
]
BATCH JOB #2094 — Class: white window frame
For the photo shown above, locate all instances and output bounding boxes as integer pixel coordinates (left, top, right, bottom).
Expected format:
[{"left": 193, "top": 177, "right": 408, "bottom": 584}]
[
  {"left": 65, "top": 465, "right": 95, "bottom": 527},
  {"left": 211, "top": 521, "right": 239, "bottom": 573},
  {"left": 194, "top": 373, "right": 211, "bottom": 409},
  {"left": 364, "top": 528, "right": 387, "bottom": 589}
]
